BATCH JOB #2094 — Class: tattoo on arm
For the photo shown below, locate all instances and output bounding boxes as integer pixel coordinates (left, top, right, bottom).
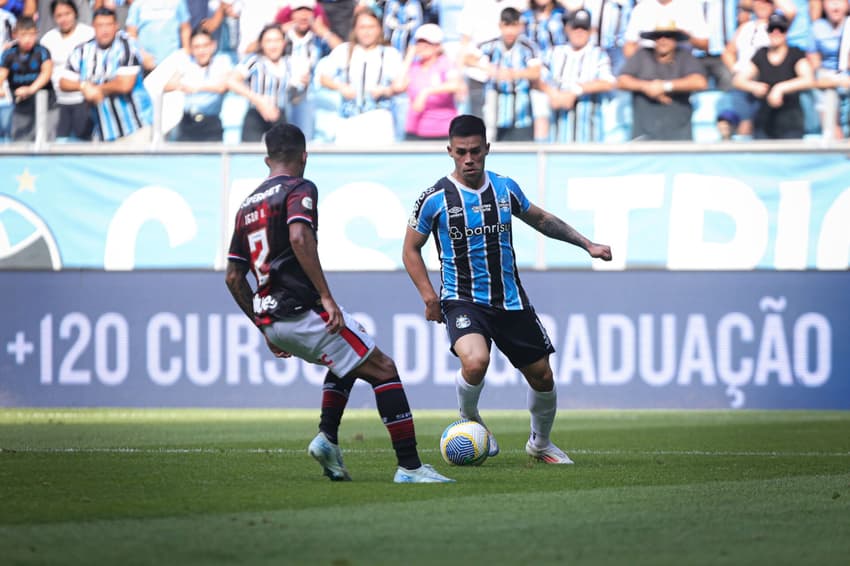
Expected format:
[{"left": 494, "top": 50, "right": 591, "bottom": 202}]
[{"left": 534, "top": 212, "right": 588, "bottom": 249}]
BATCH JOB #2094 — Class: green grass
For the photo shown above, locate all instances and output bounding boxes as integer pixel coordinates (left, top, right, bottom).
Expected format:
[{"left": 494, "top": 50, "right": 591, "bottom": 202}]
[{"left": 1, "top": 409, "right": 849, "bottom": 565}]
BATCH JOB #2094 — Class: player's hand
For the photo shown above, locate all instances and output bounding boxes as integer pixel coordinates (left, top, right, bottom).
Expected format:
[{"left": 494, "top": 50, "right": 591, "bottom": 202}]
[
  {"left": 424, "top": 297, "right": 443, "bottom": 323},
  {"left": 321, "top": 295, "right": 344, "bottom": 334},
  {"left": 587, "top": 243, "right": 612, "bottom": 261},
  {"left": 265, "top": 336, "right": 292, "bottom": 358}
]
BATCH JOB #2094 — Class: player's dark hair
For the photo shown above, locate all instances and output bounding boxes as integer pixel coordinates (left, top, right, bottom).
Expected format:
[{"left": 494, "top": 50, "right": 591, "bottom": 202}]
[
  {"left": 92, "top": 7, "right": 117, "bottom": 21},
  {"left": 265, "top": 123, "right": 306, "bottom": 164},
  {"left": 51, "top": 0, "right": 79, "bottom": 18},
  {"left": 15, "top": 16, "right": 37, "bottom": 31},
  {"left": 500, "top": 7, "right": 521, "bottom": 24},
  {"left": 449, "top": 115, "right": 486, "bottom": 140}
]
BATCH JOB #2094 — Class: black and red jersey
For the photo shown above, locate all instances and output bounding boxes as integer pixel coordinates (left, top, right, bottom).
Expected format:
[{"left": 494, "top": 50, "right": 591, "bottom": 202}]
[{"left": 227, "top": 174, "right": 320, "bottom": 324}]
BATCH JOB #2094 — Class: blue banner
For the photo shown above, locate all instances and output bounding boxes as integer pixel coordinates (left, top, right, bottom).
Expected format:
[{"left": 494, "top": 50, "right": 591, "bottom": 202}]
[
  {"left": 2, "top": 150, "right": 849, "bottom": 270},
  {"left": 1, "top": 271, "right": 847, "bottom": 410}
]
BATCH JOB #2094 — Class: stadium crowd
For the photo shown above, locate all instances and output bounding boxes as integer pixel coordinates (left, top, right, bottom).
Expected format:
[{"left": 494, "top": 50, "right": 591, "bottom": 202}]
[{"left": 0, "top": 0, "right": 847, "bottom": 144}]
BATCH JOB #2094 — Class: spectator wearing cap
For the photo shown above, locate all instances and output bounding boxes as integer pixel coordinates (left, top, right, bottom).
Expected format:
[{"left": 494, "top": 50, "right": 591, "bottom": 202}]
[
  {"left": 282, "top": 0, "right": 341, "bottom": 141},
  {"left": 542, "top": 8, "right": 616, "bottom": 142},
  {"left": 623, "top": 0, "right": 710, "bottom": 59},
  {"left": 716, "top": 108, "right": 740, "bottom": 139},
  {"left": 560, "top": 0, "right": 634, "bottom": 76},
  {"left": 808, "top": 0, "right": 850, "bottom": 139},
  {"left": 732, "top": 12, "right": 814, "bottom": 139},
  {"left": 721, "top": 0, "right": 797, "bottom": 137},
  {"left": 617, "top": 21, "right": 708, "bottom": 140},
  {"left": 471, "top": 6, "right": 542, "bottom": 141},
  {"left": 393, "top": 22, "right": 461, "bottom": 140}
]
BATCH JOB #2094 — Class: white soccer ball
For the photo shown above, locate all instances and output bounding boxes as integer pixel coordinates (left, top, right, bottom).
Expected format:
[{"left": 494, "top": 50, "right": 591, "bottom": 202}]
[{"left": 439, "top": 419, "right": 490, "bottom": 466}]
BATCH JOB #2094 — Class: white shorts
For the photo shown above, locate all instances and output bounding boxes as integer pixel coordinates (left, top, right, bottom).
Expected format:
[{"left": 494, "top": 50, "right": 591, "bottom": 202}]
[{"left": 262, "top": 307, "right": 376, "bottom": 378}]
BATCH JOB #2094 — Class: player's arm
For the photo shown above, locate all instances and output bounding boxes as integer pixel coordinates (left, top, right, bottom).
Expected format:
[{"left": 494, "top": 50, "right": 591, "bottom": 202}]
[
  {"left": 519, "top": 203, "right": 612, "bottom": 261},
  {"left": 402, "top": 227, "right": 443, "bottom": 323},
  {"left": 289, "top": 221, "right": 343, "bottom": 334},
  {"left": 225, "top": 260, "right": 254, "bottom": 320}
]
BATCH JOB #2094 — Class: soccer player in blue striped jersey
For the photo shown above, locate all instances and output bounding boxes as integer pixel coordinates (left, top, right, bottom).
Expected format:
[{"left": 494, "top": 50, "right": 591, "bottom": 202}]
[
  {"left": 403, "top": 114, "right": 612, "bottom": 465},
  {"left": 59, "top": 7, "right": 152, "bottom": 142}
]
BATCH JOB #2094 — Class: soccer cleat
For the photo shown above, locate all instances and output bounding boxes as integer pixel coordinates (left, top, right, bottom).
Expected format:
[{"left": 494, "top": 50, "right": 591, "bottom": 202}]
[
  {"left": 525, "top": 438, "right": 575, "bottom": 464},
  {"left": 393, "top": 464, "right": 455, "bottom": 483},
  {"left": 485, "top": 428, "right": 500, "bottom": 457},
  {"left": 308, "top": 432, "right": 352, "bottom": 481}
]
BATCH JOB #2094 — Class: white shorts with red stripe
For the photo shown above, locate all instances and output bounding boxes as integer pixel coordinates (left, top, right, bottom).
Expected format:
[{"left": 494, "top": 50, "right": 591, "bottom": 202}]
[{"left": 262, "top": 307, "right": 375, "bottom": 378}]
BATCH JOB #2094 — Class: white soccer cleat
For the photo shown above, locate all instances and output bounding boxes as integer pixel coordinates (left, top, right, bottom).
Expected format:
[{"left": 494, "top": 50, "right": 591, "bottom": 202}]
[
  {"left": 485, "top": 428, "right": 500, "bottom": 457},
  {"left": 393, "top": 464, "right": 455, "bottom": 483},
  {"left": 525, "top": 438, "right": 575, "bottom": 464},
  {"left": 308, "top": 432, "right": 352, "bottom": 481}
]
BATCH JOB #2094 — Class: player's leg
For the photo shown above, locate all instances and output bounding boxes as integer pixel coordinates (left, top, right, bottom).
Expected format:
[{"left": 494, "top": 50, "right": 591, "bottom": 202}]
[
  {"left": 443, "top": 301, "right": 500, "bottom": 455},
  {"left": 494, "top": 308, "right": 572, "bottom": 464},
  {"left": 517, "top": 356, "right": 572, "bottom": 464},
  {"left": 306, "top": 370, "right": 357, "bottom": 481},
  {"left": 349, "top": 349, "right": 454, "bottom": 483}
]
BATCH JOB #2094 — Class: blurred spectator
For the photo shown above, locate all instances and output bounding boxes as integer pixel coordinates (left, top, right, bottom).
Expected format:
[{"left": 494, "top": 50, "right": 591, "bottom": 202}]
[
  {"left": 716, "top": 107, "right": 740, "bottom": 139},
  {"left": 0, "top": 16, "right": 56, "bottom": 140},
  {"left": 60, "top": 7, "right": 153, "bottom": 142},
  {"left": 617, "top": 22, "right": 708, "bottom": 140},
  {"left": 457, "top": 0, "right": 527, "bottom": 118},
  {"left": 393, "top": 22, "right": 461, "bottom": 140},
  {"left": 125, "top": 0, "right": 191, "bottom": 73},
  {"left": 0, "top": 6, "right": 16, "bottom": 139},
  {"left": 542, "top": 8, "right": 616, "bottom": 142},
  {"left": 722, "top": 0, "right": 791, "bottom": 136},
  {"left": 92, "top": 0, "right": 131, "bottom": 27},
  {"left": 623, "top": 0, "right": 710, "bottom": 58},
  {"left": 228, "top": 23, "right": 300, "bottom": 142},
  {"left": 472, "top": 6, "right": 541, "bottom": 141},
  {"left": 275, "top": 0, "right": 330, "bottom": 29},
  {"left": 236, "top": 0, "right": 288, "bottom": 57},
  {"left": 284, "top": 0, "right": 341, "bottom": 141},
  {"left": 522, "top": 0, "right": 565, "bottom": 141},
  {"left": 695, "top": 0, "right": 738, "bottom": 90},
  {"left": 40, "top": 0, "right": 94, "bottom": 140},
  {"left": 1, "top": 0, "right": 25, "bottom": 16},
  {"left": 165, "top": 27, "right": 232, "bottom": 141},
  {"left": 731, "top": 12, "right": 814, "bottom": 139},
  {"left": 808, "top": 0, "right": 850, "bottom": 138},
  {"left": 318, "top": 8, "right": 404, "bottom": 144},
  {"left": 561, "top": 0, "right": 633, "bottom": 75},
  {"left": 382, "top": 0, "right": 424, "bottom": 53},
  {"left": 30, "top": 0, "right": 93, "bottom": 36}
]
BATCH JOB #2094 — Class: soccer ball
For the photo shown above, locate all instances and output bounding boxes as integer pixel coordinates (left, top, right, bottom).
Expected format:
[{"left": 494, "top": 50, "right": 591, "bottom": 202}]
[{"left": 439, "top": 419, "right": 490, "bottom": 466}]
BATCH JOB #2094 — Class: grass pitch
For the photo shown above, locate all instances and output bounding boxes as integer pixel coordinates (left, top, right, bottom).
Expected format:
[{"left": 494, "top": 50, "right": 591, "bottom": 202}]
[{"left": 1, "top": 409, "right": 849, "bottom": 566}]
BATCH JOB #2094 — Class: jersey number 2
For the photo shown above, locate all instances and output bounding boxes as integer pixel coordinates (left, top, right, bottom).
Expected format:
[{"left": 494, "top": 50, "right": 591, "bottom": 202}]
[{"left": 248, "top": 229, "right": 270, "bottom": 287}]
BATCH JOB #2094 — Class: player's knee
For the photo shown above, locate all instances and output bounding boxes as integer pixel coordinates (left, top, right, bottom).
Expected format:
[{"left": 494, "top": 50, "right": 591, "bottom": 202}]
[
  {"left": 461, "top": 356, "right": 489, "bottom": 382},
  {"left": 367, "top": 349, "right": 399, "bottom": 383}
]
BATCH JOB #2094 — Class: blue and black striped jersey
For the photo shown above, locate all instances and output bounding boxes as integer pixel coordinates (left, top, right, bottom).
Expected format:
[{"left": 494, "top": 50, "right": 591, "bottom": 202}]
[{"left": 409, "top": 171, "right": 532, "bottom": 310}]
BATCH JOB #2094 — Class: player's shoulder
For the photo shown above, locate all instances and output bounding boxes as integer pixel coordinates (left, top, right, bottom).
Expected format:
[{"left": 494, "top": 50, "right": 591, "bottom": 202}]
[{"left": 487, "top": 171, "right": 519, "bottom": 188}]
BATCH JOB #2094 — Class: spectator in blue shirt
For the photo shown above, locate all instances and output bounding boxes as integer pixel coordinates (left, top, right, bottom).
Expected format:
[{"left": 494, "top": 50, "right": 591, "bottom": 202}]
[
  {"left": 808, "top": 0, "right": 850, "bottom": 138},
  {"left": 125, "top": 0, "right": 191, "bottom": 73},
  {"left": 472, "top": 7, "right": 542, "bottom": 141}
]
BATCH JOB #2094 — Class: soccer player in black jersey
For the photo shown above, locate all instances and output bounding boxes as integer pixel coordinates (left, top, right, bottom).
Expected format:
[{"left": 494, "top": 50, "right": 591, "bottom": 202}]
[
  {"left": 403, "top": 114, "right": 612, "bottom": 464},
  {"left": 226, "top": 123, "right": 452, "bottom": 483}
]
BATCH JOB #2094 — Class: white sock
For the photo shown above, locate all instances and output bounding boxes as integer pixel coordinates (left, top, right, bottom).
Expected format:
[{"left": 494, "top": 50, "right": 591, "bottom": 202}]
[
  {"left": 528, "top": 387, "right": 557, "bottom": 448},
  {"left": 456, "top": 369, "right": 484, "bottom": 422}
]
